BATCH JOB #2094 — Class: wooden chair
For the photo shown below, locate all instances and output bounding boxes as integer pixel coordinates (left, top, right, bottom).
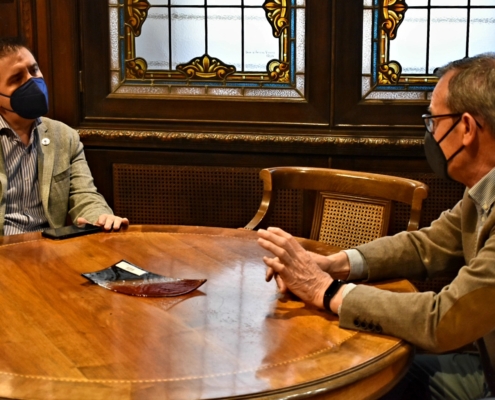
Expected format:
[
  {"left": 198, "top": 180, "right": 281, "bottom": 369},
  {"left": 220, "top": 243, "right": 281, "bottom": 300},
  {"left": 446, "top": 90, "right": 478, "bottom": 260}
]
[
  {"left": 245, "top": 167, "right": 429, "bottom": 249},
  {"left": 246, "top": 167, "right": 456, "bottom": 294}
]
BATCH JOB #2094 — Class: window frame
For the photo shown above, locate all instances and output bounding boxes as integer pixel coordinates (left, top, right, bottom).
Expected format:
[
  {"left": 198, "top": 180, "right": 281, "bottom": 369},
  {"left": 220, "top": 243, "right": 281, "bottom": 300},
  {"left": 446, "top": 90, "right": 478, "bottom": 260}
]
[
  {"left": 79, "top": 0, "right": 332, "bottom": 129},
  {"left": 42, "top": 0, "right": 434, "bottom": 139},
  {"left": 331, "top": 0, "right": 428, "bottom": 130}
]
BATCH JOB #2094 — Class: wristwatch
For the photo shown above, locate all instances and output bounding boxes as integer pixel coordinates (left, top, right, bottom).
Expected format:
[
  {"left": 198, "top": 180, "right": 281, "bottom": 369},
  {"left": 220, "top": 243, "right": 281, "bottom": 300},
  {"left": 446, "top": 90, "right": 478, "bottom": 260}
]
[{"left": 323, "top": 279, "right": 346, "bottom": 312}]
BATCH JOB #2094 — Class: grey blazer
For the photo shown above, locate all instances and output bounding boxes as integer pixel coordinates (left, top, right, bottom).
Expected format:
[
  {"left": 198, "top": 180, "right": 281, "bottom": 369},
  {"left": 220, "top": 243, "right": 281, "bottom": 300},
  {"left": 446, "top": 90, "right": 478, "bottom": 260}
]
[
  {"left": 340, "top": 189, "right": 495, "bottom": 383},
  {"left": 0, "top": 117, "right": 112, "bottom": 234}
]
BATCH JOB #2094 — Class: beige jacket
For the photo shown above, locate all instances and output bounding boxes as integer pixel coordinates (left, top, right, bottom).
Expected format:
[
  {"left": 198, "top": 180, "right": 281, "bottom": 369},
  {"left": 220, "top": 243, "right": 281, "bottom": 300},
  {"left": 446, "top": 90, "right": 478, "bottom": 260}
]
[
  {"left": 0, "top": 117, "right": 112, "bottom": 234},
  {"left": 340, "top": 189, "right": 495, "bottom": 382}
]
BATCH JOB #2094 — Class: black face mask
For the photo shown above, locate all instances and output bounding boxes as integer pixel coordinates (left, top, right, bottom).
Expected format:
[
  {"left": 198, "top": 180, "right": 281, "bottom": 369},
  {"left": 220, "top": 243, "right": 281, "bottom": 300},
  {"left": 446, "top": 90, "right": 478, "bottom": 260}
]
[
  {"left": 423, "top": 118, "right": 464, "bottom": 181},
  {"left": 0, "top": 77, "right": 49, "bottom": 119}
]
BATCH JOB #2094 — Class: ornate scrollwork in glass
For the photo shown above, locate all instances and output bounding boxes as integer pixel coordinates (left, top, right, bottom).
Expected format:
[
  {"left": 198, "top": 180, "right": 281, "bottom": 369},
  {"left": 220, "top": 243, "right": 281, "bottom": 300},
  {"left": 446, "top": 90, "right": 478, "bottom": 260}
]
[
  {"left": 268, "top": 60, "right": 290, "bottom": 82},
  {"left": 263, "top": 0, "right": 289, "bottom": 38},
  {"left": 381, "top": 0, "right": 408, "bottom": 40},
  {"left": 126, "top": 0, "right": 150, "bottom": 37},
  {"left": 177, "top": 55, "right": 236, "bottom": 80},
  {"left": 378, "top": 61, "right": 402, "bottom": 84},
  {"left": 362, "top": 0, "right": 439, "bottom": 100},
  {"left": 126, "top": 58, "right": 148, "bottom": 79},
  {"left": 109, "top": 0, "right": 304, "bottom": 98}
]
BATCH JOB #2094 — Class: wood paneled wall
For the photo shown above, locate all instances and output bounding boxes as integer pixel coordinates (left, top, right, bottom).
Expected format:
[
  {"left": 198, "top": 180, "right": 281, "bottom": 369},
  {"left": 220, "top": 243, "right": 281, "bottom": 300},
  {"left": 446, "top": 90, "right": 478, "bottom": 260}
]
[{"left": 0, "top": 0, "right": 466, "bottom": 233}]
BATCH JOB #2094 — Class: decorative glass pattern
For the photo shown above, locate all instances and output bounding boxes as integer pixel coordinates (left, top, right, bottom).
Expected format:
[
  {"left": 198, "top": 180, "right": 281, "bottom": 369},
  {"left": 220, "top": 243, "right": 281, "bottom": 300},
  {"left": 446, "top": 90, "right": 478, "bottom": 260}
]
[
  {"left": 109, "top": 0, "right": 305, "bottom": 99},
  {"left": 362, "top": 0, "right": 495, "bottom": 100}
]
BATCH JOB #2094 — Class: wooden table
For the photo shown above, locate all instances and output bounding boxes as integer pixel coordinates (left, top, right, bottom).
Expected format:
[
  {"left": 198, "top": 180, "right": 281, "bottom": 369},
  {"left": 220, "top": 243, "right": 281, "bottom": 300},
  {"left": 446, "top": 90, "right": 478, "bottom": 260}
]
[{"left": 0, "top": 225, "right": 415, "bottom": 400}]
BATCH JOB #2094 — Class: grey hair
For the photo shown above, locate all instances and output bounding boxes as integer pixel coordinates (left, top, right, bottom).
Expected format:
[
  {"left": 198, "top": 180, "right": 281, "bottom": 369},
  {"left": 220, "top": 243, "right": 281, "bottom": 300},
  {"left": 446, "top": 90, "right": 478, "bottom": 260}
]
[{"left": 435, "top": 53, "right": 495, "bottom": 135}]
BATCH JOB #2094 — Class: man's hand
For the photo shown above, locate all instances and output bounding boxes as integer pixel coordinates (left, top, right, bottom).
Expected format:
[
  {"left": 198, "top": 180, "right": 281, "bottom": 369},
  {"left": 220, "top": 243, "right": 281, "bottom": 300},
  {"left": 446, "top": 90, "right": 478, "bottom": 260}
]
[
  {"left": 264, "top": 246, "right": 351, "bottom": 293},
  {"left": 257, "top": 227, "right": 333, "bottom": 309},
  {"left": 77, "top": 215, "right": 129, "bottom": 231},
  {"left": 312, "top": 251, "right": 351, "bottom": 280}
]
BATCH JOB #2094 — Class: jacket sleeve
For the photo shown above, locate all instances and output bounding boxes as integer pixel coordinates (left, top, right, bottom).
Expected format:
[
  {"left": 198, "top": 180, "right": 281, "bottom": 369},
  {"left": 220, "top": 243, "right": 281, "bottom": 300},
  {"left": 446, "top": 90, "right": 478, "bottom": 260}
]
[
  {"left": 355, "top": 199, "right": 466, "bottom": 282},
  {"left": 339, "top": 199, "right": 495, "bottom": 352},
  {"left": 66, "top": 132, "right": 113, "bottom": 224}
]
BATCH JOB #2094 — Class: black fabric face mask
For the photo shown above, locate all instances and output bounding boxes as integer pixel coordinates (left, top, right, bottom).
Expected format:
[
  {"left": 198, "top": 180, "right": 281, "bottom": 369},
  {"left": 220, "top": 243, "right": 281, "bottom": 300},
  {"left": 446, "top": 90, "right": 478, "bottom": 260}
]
[
  {"left": 0, "top": 77, "right": 49, "bottom": 119},
  {"left": 424, "top": 130, "right": 452, "bottom": 181},
  {"left": 423, "top": 120, "right": 464, "bottom": 181}
]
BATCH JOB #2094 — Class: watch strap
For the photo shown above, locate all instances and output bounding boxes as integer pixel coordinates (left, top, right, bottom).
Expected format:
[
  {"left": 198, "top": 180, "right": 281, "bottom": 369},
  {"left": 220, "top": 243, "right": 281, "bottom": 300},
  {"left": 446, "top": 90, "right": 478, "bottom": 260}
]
[{"left": 323, "top": 279, "right": 346, "bottom": 312}]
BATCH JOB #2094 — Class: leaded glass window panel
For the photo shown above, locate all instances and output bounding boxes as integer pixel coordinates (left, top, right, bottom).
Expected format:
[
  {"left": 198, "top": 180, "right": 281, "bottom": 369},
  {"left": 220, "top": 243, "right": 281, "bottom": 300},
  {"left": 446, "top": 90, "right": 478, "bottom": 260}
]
[
  {"left": 362, "top": 0, "right": 495, "bottom": 101},
  {"left": 109, "top": 0, "right": 305, "bottom": 99}
]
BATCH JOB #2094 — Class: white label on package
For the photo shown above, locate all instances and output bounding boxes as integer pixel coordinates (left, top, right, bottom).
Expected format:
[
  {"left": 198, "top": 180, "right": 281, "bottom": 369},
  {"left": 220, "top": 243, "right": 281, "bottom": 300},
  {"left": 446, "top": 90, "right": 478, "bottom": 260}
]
[{"left": 116, "top": 261, "right": 147, "bottom": 276}]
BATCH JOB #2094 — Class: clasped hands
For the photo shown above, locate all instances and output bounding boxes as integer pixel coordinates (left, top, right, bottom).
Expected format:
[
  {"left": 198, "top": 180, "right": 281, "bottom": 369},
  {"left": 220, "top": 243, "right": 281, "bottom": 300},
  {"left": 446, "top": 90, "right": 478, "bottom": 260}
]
[{"left": 257, "top": 227, "right": 349, "bottom": 314}]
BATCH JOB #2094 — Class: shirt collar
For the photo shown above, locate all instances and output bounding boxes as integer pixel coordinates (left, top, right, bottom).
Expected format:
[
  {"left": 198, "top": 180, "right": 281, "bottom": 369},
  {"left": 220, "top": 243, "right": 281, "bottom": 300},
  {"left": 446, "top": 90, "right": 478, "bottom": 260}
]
[
  {"left": 0, "top": 115, "right": 41, "bottom": 143},
  {"left": 468, "top": 167, "right": 495, "bottom": 215}
]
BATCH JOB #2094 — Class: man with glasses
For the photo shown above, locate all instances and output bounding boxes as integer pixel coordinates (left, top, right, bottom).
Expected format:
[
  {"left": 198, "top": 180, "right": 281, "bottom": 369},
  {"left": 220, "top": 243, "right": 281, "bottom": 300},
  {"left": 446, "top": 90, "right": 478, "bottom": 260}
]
[{"left": 257, "top": 53, "right": 495, "bottom": 399}]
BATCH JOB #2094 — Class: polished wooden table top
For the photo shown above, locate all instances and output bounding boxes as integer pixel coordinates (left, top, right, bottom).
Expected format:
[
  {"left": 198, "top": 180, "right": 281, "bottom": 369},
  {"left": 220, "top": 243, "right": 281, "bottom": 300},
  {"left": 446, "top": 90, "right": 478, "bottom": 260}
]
[{"left": 0, "top": 225, "right": 414, "bottom": 400}]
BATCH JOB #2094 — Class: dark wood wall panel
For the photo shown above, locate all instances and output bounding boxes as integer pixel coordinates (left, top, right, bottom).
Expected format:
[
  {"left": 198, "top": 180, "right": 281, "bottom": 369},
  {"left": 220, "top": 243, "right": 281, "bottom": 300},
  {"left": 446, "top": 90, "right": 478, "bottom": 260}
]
[
  {"left": 0, "top": 0, "right": 20, "bottom": 38},
  {"left": 112, "top": 164, "right": 265, "bottom": 229},
  {"left": 2, "top": 0, "right": 465, "bottom": 237},
  {"left": 84, "top": 148, "right": 331, "bottom": 211},
  {"left": 84, "top": 149, "right": 464, "bottom": 237},
  {"left": 0, "top": 0, "right": 36, "bottom": 51}
]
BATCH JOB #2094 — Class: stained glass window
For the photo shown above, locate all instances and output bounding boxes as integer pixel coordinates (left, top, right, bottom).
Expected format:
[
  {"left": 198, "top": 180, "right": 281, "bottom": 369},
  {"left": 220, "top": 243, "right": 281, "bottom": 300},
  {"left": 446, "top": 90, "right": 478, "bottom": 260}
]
[
  {"left": 109, "top": 0, "right": 305, "bottom": 99},
  {"left": 362, "top": 0, "right": 495, "bottom": 100}
]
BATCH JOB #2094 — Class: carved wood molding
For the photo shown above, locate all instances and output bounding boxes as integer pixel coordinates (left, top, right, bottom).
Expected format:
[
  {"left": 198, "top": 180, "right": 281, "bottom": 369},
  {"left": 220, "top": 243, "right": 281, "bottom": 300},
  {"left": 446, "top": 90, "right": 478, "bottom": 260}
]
[{"left": 78, "top": 129, "right": 423, "bottom": 148}]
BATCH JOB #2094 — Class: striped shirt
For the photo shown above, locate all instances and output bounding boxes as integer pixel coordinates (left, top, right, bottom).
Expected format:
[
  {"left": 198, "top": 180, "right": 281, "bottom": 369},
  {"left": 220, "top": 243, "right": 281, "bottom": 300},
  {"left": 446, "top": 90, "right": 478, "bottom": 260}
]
[{"left": 0, "top": 116, "right": 48, "bottom": 235}]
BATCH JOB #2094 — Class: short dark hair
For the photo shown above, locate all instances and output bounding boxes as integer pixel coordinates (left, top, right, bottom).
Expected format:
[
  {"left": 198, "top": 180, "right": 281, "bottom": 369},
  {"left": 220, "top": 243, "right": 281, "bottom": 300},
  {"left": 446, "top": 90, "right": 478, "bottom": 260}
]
[
  {"left": 435, "top": 53, "right": 495, "bottom": 135},
  {"left": 0, "top": 37, "right": 30, "bottom": 59}
]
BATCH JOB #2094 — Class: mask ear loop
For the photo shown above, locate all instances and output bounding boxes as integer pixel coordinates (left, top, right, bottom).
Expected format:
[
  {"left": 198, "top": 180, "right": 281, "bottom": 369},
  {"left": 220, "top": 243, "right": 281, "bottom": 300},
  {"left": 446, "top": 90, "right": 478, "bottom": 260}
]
[
  {"left": 0, "top": 92, "right": 16, "bottom": 113},
  {"left": 437, "top": 117, "right": 462, "bottom": 144},
  {"left": 446, "top": 145, "right": 465, "bottom": 163},
  {"left": 444, "top": 117, "right": 465, "bottom": 163},
  {"left": 445, "top": 114, "right": 483, "bottom": 162}
]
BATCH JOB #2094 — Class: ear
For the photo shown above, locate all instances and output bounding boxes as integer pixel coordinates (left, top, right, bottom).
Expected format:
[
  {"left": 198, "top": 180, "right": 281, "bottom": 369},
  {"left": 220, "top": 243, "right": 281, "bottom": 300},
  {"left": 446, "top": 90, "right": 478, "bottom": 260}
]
[{"left": 461, "top": 112, "right": 479, "bottom": 147}]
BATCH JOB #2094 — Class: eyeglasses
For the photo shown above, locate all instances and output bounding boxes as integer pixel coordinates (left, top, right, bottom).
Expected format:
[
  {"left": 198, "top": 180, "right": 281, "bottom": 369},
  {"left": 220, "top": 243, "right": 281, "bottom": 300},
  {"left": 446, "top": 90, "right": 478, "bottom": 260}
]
[
  {"left": 422, "top": 113, "right": 461, "bottom": 133},
  {"left": 422, "top": 112, "right": 483, "bottom": 134}
]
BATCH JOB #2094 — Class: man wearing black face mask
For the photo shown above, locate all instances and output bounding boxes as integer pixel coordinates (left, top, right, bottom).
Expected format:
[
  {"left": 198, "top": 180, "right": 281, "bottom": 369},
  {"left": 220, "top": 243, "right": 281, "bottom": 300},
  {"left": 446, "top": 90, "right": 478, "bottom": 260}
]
[
  {"left": 0, "top": 38, "right": 129, "bottom": 235},
  {"left": 256, "top": 53, "right": 495, "bottom": 399}
]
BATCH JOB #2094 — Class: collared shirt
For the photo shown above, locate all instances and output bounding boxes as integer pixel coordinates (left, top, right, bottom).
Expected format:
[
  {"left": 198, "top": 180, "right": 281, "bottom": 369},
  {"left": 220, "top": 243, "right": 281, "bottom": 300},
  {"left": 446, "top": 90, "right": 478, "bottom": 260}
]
[
  {"left": 0, "top": 115, "right": 48, "bottom": 235},
  {"left": 468, "top": 167, "right": 495, "bottom": 237}
]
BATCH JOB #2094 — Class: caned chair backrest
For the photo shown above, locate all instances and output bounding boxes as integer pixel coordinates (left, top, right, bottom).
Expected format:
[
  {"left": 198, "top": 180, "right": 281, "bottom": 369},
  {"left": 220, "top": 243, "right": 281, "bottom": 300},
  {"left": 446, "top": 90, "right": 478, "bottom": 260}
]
[{"left": 245, "top": 167, "right": 429, "bottom": 249}]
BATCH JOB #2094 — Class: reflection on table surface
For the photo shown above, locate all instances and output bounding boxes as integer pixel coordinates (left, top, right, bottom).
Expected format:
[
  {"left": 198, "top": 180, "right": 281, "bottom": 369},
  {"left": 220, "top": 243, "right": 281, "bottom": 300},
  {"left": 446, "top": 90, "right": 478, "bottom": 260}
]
[{"left": 0, "top": 225, "right": 414, "bottom": 400}]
